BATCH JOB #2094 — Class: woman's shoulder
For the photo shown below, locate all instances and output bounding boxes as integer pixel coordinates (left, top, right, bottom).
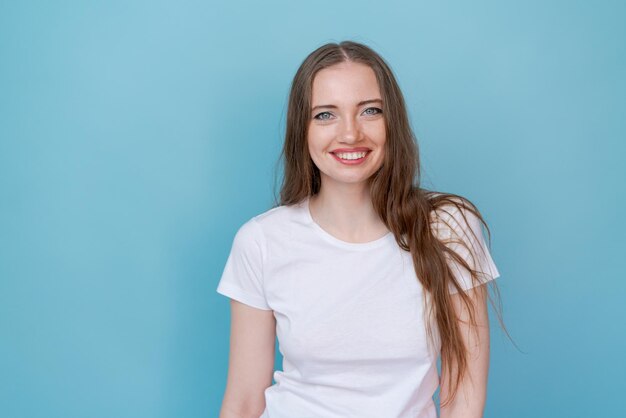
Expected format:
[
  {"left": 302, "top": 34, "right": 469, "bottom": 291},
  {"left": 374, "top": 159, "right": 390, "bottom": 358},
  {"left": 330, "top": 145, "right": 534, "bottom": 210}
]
[
  {"left": 424, "top": 190, "right": 474, "bottom": 216},
  {"left": 424, "top": 190, "right": 482, "bottom": 235},
  {"left": 233, "top": 199, "right": 307, "bottom": 240},
  {"left": 253, "top": 199, "right": 305, "bottom": 224}
]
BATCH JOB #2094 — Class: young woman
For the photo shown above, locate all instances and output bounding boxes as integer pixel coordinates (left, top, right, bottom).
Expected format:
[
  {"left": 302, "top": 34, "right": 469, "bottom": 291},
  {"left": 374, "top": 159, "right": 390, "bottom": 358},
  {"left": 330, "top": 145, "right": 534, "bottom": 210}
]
[{"left": 217, "top": 40, "right": 505, "bottom": 418}]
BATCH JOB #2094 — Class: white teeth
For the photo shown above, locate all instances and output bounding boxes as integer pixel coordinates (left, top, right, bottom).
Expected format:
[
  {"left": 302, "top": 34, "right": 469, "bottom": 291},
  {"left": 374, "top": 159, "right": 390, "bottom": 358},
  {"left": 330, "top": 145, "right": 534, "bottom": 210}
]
[{"left": 335, "top": 151, "right": 367, "bottom": 160}]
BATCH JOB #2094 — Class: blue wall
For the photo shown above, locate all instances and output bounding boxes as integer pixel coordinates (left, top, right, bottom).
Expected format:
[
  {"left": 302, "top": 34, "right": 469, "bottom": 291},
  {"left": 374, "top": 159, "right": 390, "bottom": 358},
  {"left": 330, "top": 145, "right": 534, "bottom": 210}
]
[{"left": 1, "top": 1, "right": 624, "bottom": 417}]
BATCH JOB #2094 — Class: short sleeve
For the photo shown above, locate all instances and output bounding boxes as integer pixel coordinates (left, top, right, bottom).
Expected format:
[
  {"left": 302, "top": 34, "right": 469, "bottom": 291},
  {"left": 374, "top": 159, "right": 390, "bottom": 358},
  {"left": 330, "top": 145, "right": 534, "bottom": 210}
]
[
  {"left": 430, "top": 204, "right": 501, "bottom": 295},
  {"left": 216, "top": 218, "right": 272, "bottom": 310}
]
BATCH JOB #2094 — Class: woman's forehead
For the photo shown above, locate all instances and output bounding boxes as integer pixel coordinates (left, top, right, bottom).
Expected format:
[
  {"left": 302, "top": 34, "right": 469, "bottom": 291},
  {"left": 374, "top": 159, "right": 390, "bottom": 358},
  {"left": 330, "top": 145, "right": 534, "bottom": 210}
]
[{"left": 311, "top": 62, "right": 381, "bottom": 106}]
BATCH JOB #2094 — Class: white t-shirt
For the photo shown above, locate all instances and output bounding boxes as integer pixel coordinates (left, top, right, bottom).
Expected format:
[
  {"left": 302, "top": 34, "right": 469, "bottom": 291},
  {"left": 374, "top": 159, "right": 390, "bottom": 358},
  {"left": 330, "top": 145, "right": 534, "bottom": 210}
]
[{"left": 216, "top": 196, "right": 500, "bottom": 418}]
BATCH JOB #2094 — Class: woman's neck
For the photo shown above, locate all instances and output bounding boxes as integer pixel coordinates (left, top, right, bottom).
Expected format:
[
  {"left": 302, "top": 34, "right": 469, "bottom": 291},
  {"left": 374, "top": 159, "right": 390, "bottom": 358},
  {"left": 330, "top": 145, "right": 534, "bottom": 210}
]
[{"left": 308, "top": 185, "right": 389, "bottom": 243}]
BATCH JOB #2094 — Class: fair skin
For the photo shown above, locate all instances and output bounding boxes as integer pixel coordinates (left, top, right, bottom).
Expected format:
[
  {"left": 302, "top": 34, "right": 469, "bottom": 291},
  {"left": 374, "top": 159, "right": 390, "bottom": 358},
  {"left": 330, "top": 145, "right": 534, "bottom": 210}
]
[
  {"left": 440, "top": 284, "right": 491, "bottom": 418},
  {"left": 219, "top": 61, "right": 491, "bottom": 417},
  {"left": 306, "top": 61, "right": 389, "bottom": 242},
  {"left": 218, "top": 300, "right": 275, "bottom": 418}
]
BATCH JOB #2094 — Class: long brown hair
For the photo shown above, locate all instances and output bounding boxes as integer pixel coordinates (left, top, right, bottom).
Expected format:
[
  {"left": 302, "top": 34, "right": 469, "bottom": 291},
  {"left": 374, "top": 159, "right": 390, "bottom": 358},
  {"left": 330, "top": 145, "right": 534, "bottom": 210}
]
[{"left": 273, "top": 40, "right": 510, "bottom": 407}]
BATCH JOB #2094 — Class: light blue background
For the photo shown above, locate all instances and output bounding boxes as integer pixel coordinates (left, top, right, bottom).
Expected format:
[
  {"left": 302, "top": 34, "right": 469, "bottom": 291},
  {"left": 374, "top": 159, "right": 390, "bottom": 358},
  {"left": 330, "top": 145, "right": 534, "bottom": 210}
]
[{"left": 1, "top": 1, "right": 624, "bottom": 417}]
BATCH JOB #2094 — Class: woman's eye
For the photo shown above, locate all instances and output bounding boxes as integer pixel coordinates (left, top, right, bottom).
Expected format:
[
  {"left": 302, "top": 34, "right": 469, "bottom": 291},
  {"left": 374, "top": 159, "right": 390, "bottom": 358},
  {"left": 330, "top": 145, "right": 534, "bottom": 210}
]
[
  {"left": 314, "top": 111, "right": 333, "bottom": 120},
  {"left": 363, "top": 107, "right": 382, "bottom": 116}
]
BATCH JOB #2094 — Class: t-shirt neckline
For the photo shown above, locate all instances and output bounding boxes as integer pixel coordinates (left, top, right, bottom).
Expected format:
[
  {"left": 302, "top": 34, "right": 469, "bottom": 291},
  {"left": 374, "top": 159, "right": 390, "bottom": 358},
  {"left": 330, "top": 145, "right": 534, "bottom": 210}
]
[{"left": 300, "top": 196, "right": 394, "bottom": 250}]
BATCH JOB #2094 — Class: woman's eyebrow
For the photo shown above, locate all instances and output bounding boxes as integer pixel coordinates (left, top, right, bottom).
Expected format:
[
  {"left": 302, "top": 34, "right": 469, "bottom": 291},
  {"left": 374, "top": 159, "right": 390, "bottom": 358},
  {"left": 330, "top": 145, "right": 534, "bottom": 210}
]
[{"left": 311, "top": 98, "right": 383, "bottom": 112}]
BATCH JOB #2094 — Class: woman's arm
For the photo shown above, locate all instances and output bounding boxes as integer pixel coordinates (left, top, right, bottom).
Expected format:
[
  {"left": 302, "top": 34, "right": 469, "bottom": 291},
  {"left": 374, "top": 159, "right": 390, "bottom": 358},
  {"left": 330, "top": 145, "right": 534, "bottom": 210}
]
[
  {"left": 439, "top": 284, "right": 491, "bottom": 418},
  {"left": 219, "top": 299, "right": 276, "bottom": 418}
]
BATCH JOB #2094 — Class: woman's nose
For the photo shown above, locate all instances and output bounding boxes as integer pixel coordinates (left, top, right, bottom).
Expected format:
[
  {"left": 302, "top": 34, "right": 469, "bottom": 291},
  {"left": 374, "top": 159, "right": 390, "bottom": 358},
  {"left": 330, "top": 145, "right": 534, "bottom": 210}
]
[{"left": 339, "top": 117, "right": 361, "bottom": 143}]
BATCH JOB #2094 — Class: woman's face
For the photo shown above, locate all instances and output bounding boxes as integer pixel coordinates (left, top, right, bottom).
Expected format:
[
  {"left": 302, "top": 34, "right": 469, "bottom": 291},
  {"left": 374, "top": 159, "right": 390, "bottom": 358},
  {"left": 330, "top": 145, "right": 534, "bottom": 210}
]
[{"left": 307, "top": 61, "right": 386, "bottom": 191}]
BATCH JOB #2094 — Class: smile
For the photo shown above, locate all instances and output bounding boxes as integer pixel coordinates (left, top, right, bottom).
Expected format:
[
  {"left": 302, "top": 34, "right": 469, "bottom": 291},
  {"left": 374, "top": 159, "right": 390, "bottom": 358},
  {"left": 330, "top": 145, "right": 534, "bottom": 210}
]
[{"left": 331, "top": 151, "right": 370, "bottom": 165}]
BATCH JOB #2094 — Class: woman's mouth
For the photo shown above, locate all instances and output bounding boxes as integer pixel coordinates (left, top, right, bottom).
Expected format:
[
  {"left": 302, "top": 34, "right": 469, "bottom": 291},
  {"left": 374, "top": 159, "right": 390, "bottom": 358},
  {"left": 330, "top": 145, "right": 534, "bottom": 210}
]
[{"left": 330, "top": 151, "right": 371, "bottom": 165}]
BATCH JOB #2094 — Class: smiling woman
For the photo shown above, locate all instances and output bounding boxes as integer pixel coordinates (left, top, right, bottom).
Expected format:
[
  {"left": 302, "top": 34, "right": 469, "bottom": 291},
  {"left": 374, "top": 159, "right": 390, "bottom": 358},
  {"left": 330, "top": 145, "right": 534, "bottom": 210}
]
[{"left": 216, "top": 40, "right": 508, "bottom": 418}]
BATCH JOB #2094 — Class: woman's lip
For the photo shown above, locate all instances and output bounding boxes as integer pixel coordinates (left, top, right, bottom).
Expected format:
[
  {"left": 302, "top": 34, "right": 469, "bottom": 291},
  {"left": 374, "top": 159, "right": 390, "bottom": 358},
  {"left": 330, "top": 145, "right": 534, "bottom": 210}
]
[
  {"left": 331, "top": 147, "right": 371, "bottom": 153},
  {"left": 330, "top": 150, "right": 371, "bottom": 165}
]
